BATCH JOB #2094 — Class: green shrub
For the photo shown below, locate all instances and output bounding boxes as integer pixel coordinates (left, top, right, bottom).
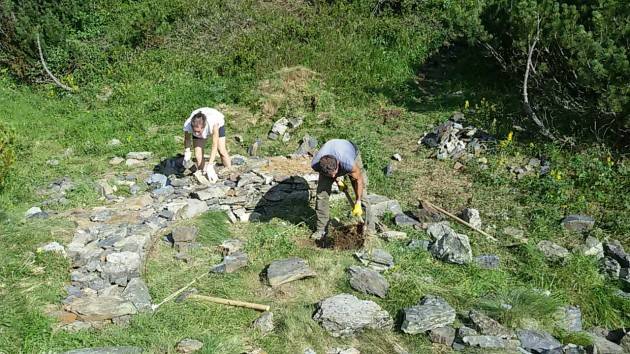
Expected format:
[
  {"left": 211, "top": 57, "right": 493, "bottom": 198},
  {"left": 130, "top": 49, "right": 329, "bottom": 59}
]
[{"left": 0, "top": 122, "right": 15, "bottom": 188}]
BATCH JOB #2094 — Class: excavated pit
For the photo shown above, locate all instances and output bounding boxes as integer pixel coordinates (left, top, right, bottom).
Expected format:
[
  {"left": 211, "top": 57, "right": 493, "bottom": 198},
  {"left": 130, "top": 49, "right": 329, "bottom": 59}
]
[{"left": 318, "top": 223, "right": 366, "bottom": 250}]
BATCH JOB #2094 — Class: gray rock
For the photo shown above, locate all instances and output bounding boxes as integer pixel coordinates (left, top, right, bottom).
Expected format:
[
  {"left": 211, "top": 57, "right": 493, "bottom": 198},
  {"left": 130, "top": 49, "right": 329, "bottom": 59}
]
[
  {"left": 601, "top": 257, "right": 621, "bottom": 278},
  {"left": 288, "top": 116, "right": 303, "bottom": 129},
  {"left": 384, "top": 162, "right": 394, "bottom": 177},
  {"left": 248, "top": 139, "right": 262, "bottom": 156},
  {"left": 146, "top": 173, "right": 168, "bottom": 188},
  {"left": 176, "top": 338, "right": 204, "bottom": 353},
  {"left": 90, "top": 209, "right": 112, "bottom": 222},
  {"left": 191, "top": 185, "right": 230, "bottom": 201},
  {"left": 96, "top": 179, "right": 115, "bottom": 197},
  {"left": 394, "top": 213, "right": 421, "bottom": 227},
  {"left": 122, "top": 278, "right": 152, "bottom": 312},
  {"left": 252, "top": 311, "right": 274, "bottom": 334},
  {"left": 430, "top": 230, "right": 472, "bottom": 265},
  {"left": 474, "top": 255, "right": 500, "bottom": 269},
  {"left": 426, "top": 222, "right": 453, "bottom": 241},
  {"left": 347, "top": 266, "right": 389, "bottom": 298},
  {"left": 587, "top": 333, "right": 624, "bottom": 354},
  {"left": 295, "top": 135, "right": 318, "bottom": 156},
  {"left": 355, "top": 249, "right": 394, "bottom": 271},
  {"left": 210, "top": 251, "right": 248, "bottom": 273},
  {"left": 620, "top": 333, "right": 630, "bottom": 353},
  {"left": 503, "top": 226, "right": 527, "bottom": 242},
  {"left": 171, "top": 226, "right": 198, "bottom": 243},
  {"left": 66, "top": 295, "right": 137, "bottom": 321},
  {"left": 603, "top": 240, "right": 630, "bottom": 267},
  {"left": 61, "top": 321, "right": 92, "bottom": 332},
  {"left": 109, "top": 157, "right": 125, "bottom": 165},
  {"left": 561, "top": 215, "right": 595, "bottom": 232},
  {"left": 555, "top": 306, "right": 582, "bottom": 333},
  {"left": 401, "top": 295, "right": 456, "bottom": 334},
  {"left": 313, "top": 293, "right": 393, "bottom": 337},
  {"left": 563, "top": 344, "right": 587, "bottom": 354},
  {"left": 429, "top": 326, "right": 456, "bottom": 346},
  {"left": 25, "top": 206, "right": 44, "bottom": 218},
  {"left": 108, "top": 138, "right": 122, "bottom": 146},
  {"left": 125, "top": 151, "right": 152, "bottom": 160},
  {"left": 231, "top": 154, "right": 246, "bottom": 166},
  {"left": 619, "top": 268, "right": 630, "bottom": 291},
  {"left": 269, "top": 117, "right": 289, "bottom": 138},
  {"left": 62, "top": 347, "right": 143, "bottom": 354},
  {"left": 380, "top": 231, "right": 408, "bottom": 242},
  {"left": 367, "top": 195, "right": 403, "bottom": 218},
  {"left": 537, "top": 240, "right": 569, "bottom": 262},
  {"left": 517, "top": 329, "right": 563, "bottom": 353},
  {"left": 181, "top": 199, "right": 209, "bottom": 219},
  {"left": 460, "top": 208, "right": 482, "bottom": 229},
  {"left": 219, "top": 239, "right": 244, "bottom": 256},
  {"left": 37, "top": 241, "right": 66, "bottom": 255},
  {"left": 151, "top": 185, "right": 174, "bottom": 198},
  {"left": 462, "top": 336, "right": 509, "bottom": 349},
  {"left": 392, "top": 153, "right": 402, "bottom": 161},
  {"left": 457, "top": 326, "right": 479, "bottom": 339},
  {"left": 577, "top": 236, "right": 604, "bottom": 259},
  {"left": 469, "top": 310, "right": 512, "bottom": 338},
  {"left": 304, "top": 349, "right": 317, "bottom": 354},
  {"left": 267, "top": 258, "right": 316, "bottom": 287},
  {"left": 407, "top": 239, "right": 431, "bottom": 251}
]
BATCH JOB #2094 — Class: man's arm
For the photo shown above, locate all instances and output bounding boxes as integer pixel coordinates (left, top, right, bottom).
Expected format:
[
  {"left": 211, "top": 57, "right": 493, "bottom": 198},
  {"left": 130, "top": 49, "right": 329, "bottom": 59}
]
[
  {"left": 184, "top": 132, "right": 192, "bottom": 149},
  {"left": 348, "top": 164, "right": 364, "bottom": 204},
  {"left": 208, "top": 124, "right": 219, "bottom": 164}
]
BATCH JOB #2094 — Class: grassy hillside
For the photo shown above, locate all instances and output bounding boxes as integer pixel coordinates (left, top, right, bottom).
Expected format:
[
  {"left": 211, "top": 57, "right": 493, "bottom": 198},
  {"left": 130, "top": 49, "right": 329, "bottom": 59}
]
[{"left": 0, "top": 1, "right": 629, "bottom": 353}]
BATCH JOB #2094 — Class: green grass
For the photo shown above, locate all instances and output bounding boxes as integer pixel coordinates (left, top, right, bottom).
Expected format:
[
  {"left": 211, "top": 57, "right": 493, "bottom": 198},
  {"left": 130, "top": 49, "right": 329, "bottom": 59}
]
[{"left": 1, "top": 1, "right": 630, "bottom": 353}]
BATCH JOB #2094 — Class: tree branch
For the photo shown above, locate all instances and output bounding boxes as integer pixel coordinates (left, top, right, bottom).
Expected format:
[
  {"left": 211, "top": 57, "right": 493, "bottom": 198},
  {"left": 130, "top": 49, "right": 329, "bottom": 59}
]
[
  {"left": 36, "top": 33, "right": 75, "bottom": 92},
  {"left": 522, "top": 15, "right": 555, "bottom": 140}
]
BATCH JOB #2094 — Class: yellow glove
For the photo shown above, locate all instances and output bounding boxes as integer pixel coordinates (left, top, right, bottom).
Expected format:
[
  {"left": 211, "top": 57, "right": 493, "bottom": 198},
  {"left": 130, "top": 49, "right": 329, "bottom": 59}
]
[
  {"left": 352, "top": 201, "right": 363, "bottom": 217},
  {"left": 337, "top": 179, "right": 347, "bottom": 192}
]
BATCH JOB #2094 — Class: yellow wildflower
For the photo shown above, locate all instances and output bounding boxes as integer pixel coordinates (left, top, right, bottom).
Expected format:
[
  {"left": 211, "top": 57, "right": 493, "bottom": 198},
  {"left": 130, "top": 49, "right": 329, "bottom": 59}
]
[
  {"left": 464, "top": 100, "right": 469, "bottom": 109},
  {"left": 606, "top": 156, "right": 614, "bottom": 167}
]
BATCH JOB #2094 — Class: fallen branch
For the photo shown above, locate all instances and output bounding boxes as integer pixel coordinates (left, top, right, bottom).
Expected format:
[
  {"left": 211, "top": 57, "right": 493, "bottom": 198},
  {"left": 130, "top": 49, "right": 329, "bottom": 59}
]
[
  {"left": 187, "top": 294, "right": 270, "bottom": 312},
  {"left": 522, "top": 15, "right": 555, "bottom": 140},
  {"left": 36, "top": 33, "right": 75, "bottom": 92},
  {"left": 420, "top": 199, "right": 497, "bottom": 242}
]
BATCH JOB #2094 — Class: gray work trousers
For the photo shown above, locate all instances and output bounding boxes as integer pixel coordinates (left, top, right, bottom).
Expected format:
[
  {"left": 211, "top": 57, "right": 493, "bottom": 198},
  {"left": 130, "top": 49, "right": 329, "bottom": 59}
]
[{"left": 315, "top": 154, "right": 375, "bottom": 233}]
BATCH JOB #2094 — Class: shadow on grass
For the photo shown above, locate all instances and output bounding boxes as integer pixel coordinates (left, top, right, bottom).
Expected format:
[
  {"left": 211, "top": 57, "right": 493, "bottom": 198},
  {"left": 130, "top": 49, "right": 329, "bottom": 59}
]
[{"left": 253, "top": 176, "right": 317, "bottom": 229}]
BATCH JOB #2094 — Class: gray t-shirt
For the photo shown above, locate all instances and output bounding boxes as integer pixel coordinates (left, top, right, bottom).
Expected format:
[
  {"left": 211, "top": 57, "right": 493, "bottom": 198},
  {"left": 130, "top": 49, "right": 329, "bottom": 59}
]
[{"left": 311, "top": 139, "right": 357, "bottom": 176}]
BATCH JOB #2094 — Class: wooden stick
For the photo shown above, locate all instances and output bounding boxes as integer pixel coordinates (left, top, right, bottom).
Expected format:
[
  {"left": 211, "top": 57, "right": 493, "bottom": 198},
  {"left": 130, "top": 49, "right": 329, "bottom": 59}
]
[
  {"left": 188, "top": 294, "right": 270, "bottom": 312},
  {"left": 36, "top": 33, "right": 75, "bottom": 92},
  {"left": 152, "top": 272, "right": 208, "bottom": 311},
  {"left": 421, "top": 200, "right": 497, "bottom": 242}
]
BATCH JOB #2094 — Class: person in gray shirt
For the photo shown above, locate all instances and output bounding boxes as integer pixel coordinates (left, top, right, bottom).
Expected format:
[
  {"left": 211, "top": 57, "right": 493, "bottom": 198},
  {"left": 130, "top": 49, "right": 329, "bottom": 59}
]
[{"left": 311, "top": 139, "right": 374, "bottom": 240}]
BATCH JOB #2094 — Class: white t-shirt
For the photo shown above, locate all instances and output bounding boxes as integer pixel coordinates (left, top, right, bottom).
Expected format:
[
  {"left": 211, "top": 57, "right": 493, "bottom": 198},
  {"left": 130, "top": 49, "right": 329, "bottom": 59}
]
[{"left": 183, "top": 107, "right": 225, "bottom": 139}]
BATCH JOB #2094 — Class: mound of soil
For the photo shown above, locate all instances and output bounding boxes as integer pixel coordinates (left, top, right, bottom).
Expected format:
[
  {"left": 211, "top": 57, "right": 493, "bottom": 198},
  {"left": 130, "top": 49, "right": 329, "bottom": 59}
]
[{"left": 318, "top": 223, "right": 365, "bottom": 250}]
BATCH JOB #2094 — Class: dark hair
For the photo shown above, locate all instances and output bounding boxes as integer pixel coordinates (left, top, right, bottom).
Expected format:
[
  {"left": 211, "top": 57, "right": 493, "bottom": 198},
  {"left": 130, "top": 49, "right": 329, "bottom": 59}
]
[
  {"left": 191, "top": 112, "right": 206, "bottom": 127},
  {"left": 319, "top": 155, "right": 337, "bottom": 176}
]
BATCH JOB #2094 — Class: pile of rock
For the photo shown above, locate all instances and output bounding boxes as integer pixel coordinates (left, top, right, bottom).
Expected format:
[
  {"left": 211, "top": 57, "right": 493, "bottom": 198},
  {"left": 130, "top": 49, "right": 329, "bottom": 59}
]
[
  {"left": 419, "top": 114, "right": 496, "bottom": 160},
  {"left": 268, "top": 116, "right": 304, "bottom": 142},
  {"left": 507, "top": 157, "right": 551, "bottom": 179}
]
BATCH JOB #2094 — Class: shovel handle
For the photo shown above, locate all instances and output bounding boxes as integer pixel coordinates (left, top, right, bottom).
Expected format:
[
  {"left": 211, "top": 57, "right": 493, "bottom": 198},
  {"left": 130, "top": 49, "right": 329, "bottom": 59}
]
[{"left": 188, "top": 294, "right": 270, "bottom": 312}]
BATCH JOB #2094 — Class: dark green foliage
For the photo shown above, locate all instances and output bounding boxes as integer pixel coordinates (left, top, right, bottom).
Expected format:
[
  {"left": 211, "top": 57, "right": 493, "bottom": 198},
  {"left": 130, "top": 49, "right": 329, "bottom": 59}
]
[{"left": 479, "top": 0, "right": 630, "bottom": 138}]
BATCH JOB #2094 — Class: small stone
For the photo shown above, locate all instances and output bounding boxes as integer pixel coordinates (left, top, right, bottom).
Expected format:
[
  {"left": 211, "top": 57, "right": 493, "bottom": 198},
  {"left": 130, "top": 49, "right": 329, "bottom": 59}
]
[
  {"left": 537, "top": 240, "right": 569, "bottom": 262},
  {"left": 474, "top": 255, "right": 500, "bottom": 269},
  {"left": 561, "top": 215, "right": 595, "bottom": 232},
  {"left": 604, "top": 240, "right": 630, "bottom": 267},
  {"left": 313, "top": 293, "right": 393, "bottom": 337},
  {"left": 61, "top": 321, "right": 92, "bottom": 333},
  {"left": 125, "top": 151, "right": 152, "bottom": 160},
  {"left": 619, "top": 268, "right": 630, "bottom": 291},
  {"left": 295, "top": 135, "right": 318, "bottom": 156},
  {"left": 457, "top": 326, "right": 479, "bottom": 339},
  {"left": 401, "top": 295, "right": 456, "bottom": 334},
  {"left": 586, "top": 333, "right": 624, "bottom": 354},
  {"left": 577, "top": 236, "right": 604, "bottom": 259},
  {"left": 429, "top": 326, "right": 456, "bottom": 346},
  {"left": 502, "top": 227, "right": 527, "bottom": 242},
  {"left": 266, "top": 258, "right": 316, "bottom": 287},
  {"left": 218, "top": 239, "right": 244, "bottom": 256},
  {"left": 109, "top": 157, "right": 124, "bottom": 165},
  {"left": 460, "top": 208, "right": 482, "bottom": 229},
  {"left": 122, "top": 278, "right": 152, "bottom": 312},
  {"left": 231, "top": 154, "right": 246, "bottom": 166},
  {"left": 47, "top": 159, "right": 60, "bottom": 166},
  {"left": 252, "top": 311, "right": 274, "bottom": 334},
  {"left": 469, "top": 310, "right": 512, "bottom": 338},
  {"left": 25, "top": 206, "right": 44, "bottom": 218},
  {"left": 90, "top": 209, "right": 112, "bottom": 222},
  {"left": 554, "top": 306, "right": 582, "bottom": 333},
  {"left": 176, "top": 338, "right": 204, "bottom": 353},
  {"left": 347, "top": 266, "right": 389, "bottom": 298},
  {"left": 600, "top": 257, "right": 621, "bottom": 278},
  {"left": 108, "top": 138, "right": 122, "bottom": 146},
  {"left": 393, "top": 213, "right": 421, "bottom": 227},
  {"left": 517, "top": 329, "right": 563, "bottom": 353},
  {"left": 181, "top": 199, "right": 209, "bottom": 219},
  {"left": 462, "top": 336, "right": 508, "bottom": 349},
  {"left": 37, "top": 241, "right": 66, "bottom": 256},
  {"left": 66, "top": 296, "right": 137, "bottom": 321},
  {"left": 380, "top": 231, "right": 408, "bottom": 242},
  {"left": 392, "top": 153, "right": 402, "bottom": 161},
  {"left": 96, "top": 179, "right": 114, "bottom": 197},
  {"left": 367, "top": 195, "right": 403, "bottom": 219},
  {"left": 430, "top": 230, "right": 472, "bottom": 265},
  {"left": 146, "top": 173, "right": 168, "bottom": 189},
  {"left": 172, "top": 226, "right": 198, "bottom": 243},
  {"left": 563, "top": 343, "right": 587, "bottom": 354},
  {"left": 282, "top": 132, "right": 291, "bottom": 142},
  {"left": 355, "top": 249, "right": 394, "bottom": 271},
  {"left": 384, "top": 162, "right": 394, "bottom": 177},
  {"left": 248, "top": 139, "right": 262, "bottom": 156},
  {"left": 125, "top": 158, "right": 143, "bottom": 167},
  {"left": 210, "top": 251, "right": 248, "bottom": 273}
]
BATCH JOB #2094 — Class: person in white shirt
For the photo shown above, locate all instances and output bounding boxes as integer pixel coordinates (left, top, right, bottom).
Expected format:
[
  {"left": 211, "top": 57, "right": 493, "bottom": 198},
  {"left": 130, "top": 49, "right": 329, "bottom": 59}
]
[{"left": 182, "top": 107, "right": 231, "bottom": 180}]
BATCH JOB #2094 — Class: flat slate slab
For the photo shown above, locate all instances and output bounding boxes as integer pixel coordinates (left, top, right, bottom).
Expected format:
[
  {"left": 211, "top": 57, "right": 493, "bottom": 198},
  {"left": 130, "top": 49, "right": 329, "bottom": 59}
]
[
  {"left": 66, "top": 295, "right": 137, "bottom": 321},
  {"left": 401, "top": 295, "right": 456, "bottom": 334},
  {"left": 347, "top": 266, "right": 389, "bottom": 298},
  {"left": 266, "top": 258, "right": 316, "bottom": 287},
  {"left": 313, "top": 293, "right": 393, "bottom": 337}
]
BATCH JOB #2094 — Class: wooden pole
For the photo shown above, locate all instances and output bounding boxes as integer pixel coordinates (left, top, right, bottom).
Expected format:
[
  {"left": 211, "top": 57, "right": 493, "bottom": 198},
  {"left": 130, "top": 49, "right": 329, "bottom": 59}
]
[
  {"left": 421, "top": 200, "right": 497, "bottom": 242},
  {"left": 188, "top": 294, "right": 270, "bottom": 312}
]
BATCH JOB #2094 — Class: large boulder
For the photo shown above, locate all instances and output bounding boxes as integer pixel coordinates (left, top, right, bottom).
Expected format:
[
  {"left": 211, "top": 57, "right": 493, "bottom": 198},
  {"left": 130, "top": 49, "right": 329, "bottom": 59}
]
[
  {"left": 401, "top": 295, "right": 456, "bottom": 334},
  {"left": 517, "top": 329, "right": 563, "bottom": 353},
  {"left": 429, "top": 229, "right": 472, "bottom": 265},
  {"left": 313, "top": 294, "right": 393, "bottom": 337}
]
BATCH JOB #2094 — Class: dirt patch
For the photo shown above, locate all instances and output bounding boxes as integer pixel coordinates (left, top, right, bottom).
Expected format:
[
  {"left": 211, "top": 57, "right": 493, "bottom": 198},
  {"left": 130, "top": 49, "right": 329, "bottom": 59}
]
[
  {"left": 257, "top": 156, "right": 313, "bottom": 178},
  {"left": 318, "top": 223, "right": 366, "bottom": 250}
]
